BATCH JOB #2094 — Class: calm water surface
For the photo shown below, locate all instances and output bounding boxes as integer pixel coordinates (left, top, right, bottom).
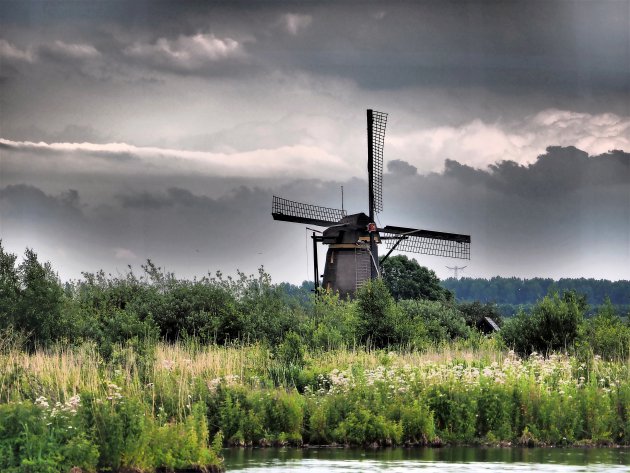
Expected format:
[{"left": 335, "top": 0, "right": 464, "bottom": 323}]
[{"left": 223, "top": 447, "right": 629, "bottom": 472}]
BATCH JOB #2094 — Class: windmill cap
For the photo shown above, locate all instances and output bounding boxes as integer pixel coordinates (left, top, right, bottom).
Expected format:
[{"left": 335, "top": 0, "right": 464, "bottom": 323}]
[
  {"left": 337, "top": 212, "right": 371, "bottom": 228},
  {"left": 323, "top": 212, "right": 376, "bottom": 243}
]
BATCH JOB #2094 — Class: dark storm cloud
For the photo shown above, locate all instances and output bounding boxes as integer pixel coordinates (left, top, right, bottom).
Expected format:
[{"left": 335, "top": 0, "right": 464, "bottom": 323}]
[
  {"left": 0, "top": 184, "right": 83, "bottom": 223},
  {"left": 1, "top": 0, "right": 628, "bottom": 150},
  {"left": 116, "top": 190, "right": 177, "bottom": 210},
  {"left": 2, "top": 1, "right": 628, "bottom": 94},
  {"left": 381, "top": 147, "right": 629, "bottom": 279},
  {"left": 230, "top": 0, "right": 629, "bottom": 106},
  {"left": 444, "top": 147, "right": 630, "bottom": 198},
  {"left": 0, "top": 185, "right": 93, "bottom": 279},
  {"left": 387, "top": 159, "right": 417, "bottom": 176}
]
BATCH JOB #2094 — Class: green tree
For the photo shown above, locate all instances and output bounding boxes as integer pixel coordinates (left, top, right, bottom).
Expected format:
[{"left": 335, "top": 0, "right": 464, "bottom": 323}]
[
  {"left": 355, "top": 278, "right": 405, "bottom": 348},
  {"left": 16, "top": 248, "right": 65, "bottom": 346},
  {"left": 0, "top": 242, "right": 19, "bottom": 330},
  {"left": 380, "top": 255, "right": 452, "bottom": 301}
]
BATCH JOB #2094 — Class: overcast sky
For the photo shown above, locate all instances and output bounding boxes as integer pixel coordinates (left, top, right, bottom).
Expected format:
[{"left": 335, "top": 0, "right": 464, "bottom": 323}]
[{"left": 1, "top": 0, "right": 629, "bottom": 284}]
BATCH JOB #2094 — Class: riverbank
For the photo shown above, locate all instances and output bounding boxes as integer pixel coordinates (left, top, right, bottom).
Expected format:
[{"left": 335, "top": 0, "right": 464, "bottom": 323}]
[{"left": 1, "top": 339, "right": 628, "bottom": 471}]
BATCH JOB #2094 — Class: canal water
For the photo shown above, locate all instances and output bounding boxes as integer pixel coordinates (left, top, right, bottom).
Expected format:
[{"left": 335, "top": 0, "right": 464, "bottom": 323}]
[{"left": 223, "top": 447, "right": 629, "bottom": 472}]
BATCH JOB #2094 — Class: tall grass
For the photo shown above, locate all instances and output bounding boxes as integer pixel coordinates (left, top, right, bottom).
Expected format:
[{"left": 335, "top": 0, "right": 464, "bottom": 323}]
[
  {"left": 2, "top": 337, "right": 629, "bottom": 452},
  {"left": 0, "top": 336, "right": 226, "bottom": 472},
  {"left": 0, "top": 337, "right": 506, "bottom": 406}
]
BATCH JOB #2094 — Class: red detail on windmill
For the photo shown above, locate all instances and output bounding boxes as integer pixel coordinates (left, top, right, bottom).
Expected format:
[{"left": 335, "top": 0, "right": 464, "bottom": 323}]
[{"left": 367, "top": 223, "right": 377, "bottom": 233}]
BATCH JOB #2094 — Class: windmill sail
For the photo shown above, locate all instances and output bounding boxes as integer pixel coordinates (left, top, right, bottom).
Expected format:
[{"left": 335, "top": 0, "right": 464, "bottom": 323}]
[
  {"left": 272, "top": 195, "right": 347, "bottom": 227},
  {"left": 381, "top": 225, "right": 471, "bottom": 260},
  {"left": 368, "top": 110, "right": 387, "bottom": 214}
]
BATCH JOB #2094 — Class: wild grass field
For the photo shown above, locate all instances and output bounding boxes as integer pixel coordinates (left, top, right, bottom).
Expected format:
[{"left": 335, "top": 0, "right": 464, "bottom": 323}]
[
  {"left": 1, "top": 245, "right": 629, "bottom": 472},
  {"left": 2, "top": 334, "right": 629, "bottom": 472}
]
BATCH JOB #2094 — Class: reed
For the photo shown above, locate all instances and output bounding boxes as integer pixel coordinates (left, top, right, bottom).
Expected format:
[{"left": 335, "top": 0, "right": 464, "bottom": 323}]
[{"left": 1, "top": 337, "right": 628, "bottom": 473}]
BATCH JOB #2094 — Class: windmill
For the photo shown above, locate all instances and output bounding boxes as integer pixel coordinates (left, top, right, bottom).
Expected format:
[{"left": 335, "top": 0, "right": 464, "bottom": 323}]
[{"left": 272, "top": 109, "right": 470, "bottom": 298}]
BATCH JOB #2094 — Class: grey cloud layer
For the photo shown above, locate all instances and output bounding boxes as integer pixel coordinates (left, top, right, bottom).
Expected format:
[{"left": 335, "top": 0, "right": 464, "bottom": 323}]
[
  {"left": 1, "top": 2, "right": 628, "bottom": 97},
  {"left": 1, "top": 1, "right": 628, "bottom": 283},
  {"left": 1, "top": 147, "right": 628, "bottom": 282},
  {"left": 1, "top": 1, "right": 628, "bottom": 154}
]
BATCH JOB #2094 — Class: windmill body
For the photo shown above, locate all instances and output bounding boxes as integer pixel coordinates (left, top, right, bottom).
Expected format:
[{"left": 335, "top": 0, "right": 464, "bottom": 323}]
[
  {"left": 320, "top": 213, "right": 377, "bottom": 298},
  {"left": 272, "top": 110, "right": 471, "bottom": 298}
]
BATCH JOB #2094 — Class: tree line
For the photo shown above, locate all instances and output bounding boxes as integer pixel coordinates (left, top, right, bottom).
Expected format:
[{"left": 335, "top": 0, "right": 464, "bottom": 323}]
[
  {"left": 1, "top": 245, "right": 629, "bottom": 360},
  {"left": 442, "top": 276, "right": 630, "bottom": 314}
]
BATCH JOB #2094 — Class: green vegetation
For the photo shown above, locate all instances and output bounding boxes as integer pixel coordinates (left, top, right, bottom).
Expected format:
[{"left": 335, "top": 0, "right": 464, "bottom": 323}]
[
  {"left": 1, "top": 338, "right": 629, "bottom": 458},
  {"left": 381, "top": 255, "right": 453, "bottom": 302},
  {"left": 1, "top": 243, "right": 630, "bottom": 471},
  {"left": 500, "top": 291, "right": 585, "bottom": 356},
  {"left": 0, "top": 394, "right": 222, "bottom": 473},
  {"left": 443, "top": 276, "right": 630, "bottom": 316}
]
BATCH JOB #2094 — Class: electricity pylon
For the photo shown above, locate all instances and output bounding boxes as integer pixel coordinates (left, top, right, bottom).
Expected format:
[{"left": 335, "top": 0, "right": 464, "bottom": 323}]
[{"left": 445, "top": 265, "right": 467, "bottom": 279}]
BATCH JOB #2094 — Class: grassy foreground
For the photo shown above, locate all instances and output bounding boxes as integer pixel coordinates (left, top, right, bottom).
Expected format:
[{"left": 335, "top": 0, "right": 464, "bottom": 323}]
[{"left": 1, "top": 337, "right": 629, "bottom": 472}]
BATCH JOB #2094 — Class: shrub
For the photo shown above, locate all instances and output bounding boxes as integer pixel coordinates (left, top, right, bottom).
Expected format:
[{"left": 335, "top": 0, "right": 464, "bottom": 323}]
[
  {"left": 214, "top": 386, "right": 303, "bottom": 446},
  {"left": 427, "top": 385, "right": 477, "bottom": 442},
  {"left": 0, "top": 401, "right": 99, "bottom": 473},
  {"left": 398, "top": 299, "right": 471, "bottom": 344},
  {"left": 400, "top": 400, "right": 436, "bottom": 444},
  {"left": 356, "top": 278, "right": 435, "bottom": 348},
  {"left": 255, "top": 390, "right": 304, "bottom": 444},
  {"left": 79, "top": 394, "right": 221, "bottom": 470},
  {"left": 0, "top": 243, "right": 19, "bottom": 332},
  {"left": 475, "top": 382, "right": 513, "bottom": 441},
  {"left": 277, "top": 331, "right": 306, "bottom": 368},
  {"left": 151, "top": 403, "right": 221, "bottom": 470},
  {"left": 333, "top": 403, "right": 402, "bottom": 446},
  {"left": 501, "top": 291, "right": 585, "bottom": 355},
  {"left": 215, "top": 387, "right": 257, "bottom": 445},
  {"left": 310, "top": 290, "right": 359, "bottom": 349},
  {"left": 151, "top": 280, "right": 242, "bottom": 344},
  {"left": 233, "top": 268, "right": 305, "bottom": 345},
  {"left": 584, "top": 299, "right": 630, "bottom": 360}
]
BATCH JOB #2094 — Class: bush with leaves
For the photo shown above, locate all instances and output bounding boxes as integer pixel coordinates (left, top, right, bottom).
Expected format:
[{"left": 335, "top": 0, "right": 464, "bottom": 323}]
[
  {"left": 398, "top": 299, "right": 470, "bottom": 344},
  {"left": 355, "top": 279, "right": 413, "bottom": 348},
  {"left": 151, "top": 280, "right": 242, "bottom": 344},
  {"left": 584, "top": 299, "right": 630, "bottom": 360},
  {"left": 0, "top": 401, "right": 99, "bottom": 473},
  {"left": 309, "top": 290, "right": 359, "bottom": 349},
  {"left": 219, "top": 268, "right": 305, "bottom": 345},
  {"left": 500, "top": 291, "right": 586, "bottom": 355}
]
